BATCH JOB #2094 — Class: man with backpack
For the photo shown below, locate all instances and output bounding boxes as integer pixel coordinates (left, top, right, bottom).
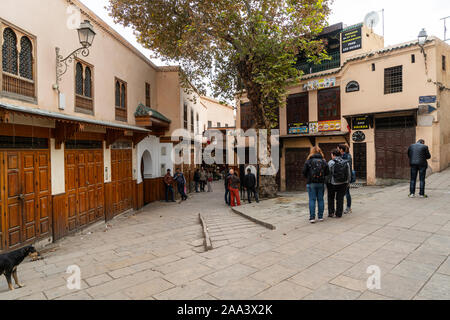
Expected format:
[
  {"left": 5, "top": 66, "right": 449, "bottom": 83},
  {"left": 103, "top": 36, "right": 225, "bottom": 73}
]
[
  {"left": 339, "top": 144, "right": 355, "bottom": 214},
  {"left": 408, "top": 139, "right": 431, "bottom": 198},
  {"left": 327, "top": 149, "right": 351, "bottom": 219},
  {"left": 303, "top": 146, "right": 329, "bottom": 223},
  {"left": 173, "top": 168, "right": 188, "bottom": 201}
]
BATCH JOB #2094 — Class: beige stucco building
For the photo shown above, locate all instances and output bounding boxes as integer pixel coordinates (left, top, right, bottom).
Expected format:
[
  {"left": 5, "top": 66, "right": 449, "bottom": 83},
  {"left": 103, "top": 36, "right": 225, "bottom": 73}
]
[
  {"left": 0, "top": 0, "right": 219, "bottom": 251},
  {"left": 237, "top": 23, "right": 450, "bottom": 191}
]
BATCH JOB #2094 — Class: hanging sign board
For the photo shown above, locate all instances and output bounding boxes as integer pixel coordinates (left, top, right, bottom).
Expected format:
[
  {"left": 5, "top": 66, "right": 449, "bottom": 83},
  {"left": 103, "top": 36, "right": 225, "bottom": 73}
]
[
  {"left": 352, "top": 116, "right": 370, "bottom": 130},
  {"left": 303, "top": 77, "right": 336, "bottom": 91},
  {"left": 342, "top": 27, "right": 362, "bottom": 53},
  {"left": 419, "top": 96, "right": 436, "bottom": 104},
  {"left": 309, "top": 122, "right": 319, "bottom": 134},
  {"left": 288, "top": 123, "right": 309, "bottom": 134},
  {"left": 318, "top": 120, "right": 341, "bottom": 132}
]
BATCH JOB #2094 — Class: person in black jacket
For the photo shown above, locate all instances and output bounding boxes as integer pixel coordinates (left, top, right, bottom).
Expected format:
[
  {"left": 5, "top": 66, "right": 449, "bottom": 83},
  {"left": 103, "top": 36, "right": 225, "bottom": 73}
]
[
  {"left": 408, "top": 139, "right": 431, "bottom": 198},
  {"left": 302, "top": 146, "right": 330, "bottom": 223},
  {"left": 194, "top": 169, "right": 200, "bottom": 193},
  {"left": 224, "top": 169, "right": 231, "bottom": 205},
  {"left": 244, "top": 168, "right": 259, "bottom": 204}
]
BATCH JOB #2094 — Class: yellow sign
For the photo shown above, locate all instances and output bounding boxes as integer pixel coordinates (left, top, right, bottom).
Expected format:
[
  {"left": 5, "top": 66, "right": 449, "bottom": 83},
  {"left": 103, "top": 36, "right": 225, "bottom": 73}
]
[{"left": 318, "top": 120, "right": 341, "bottom": 132}]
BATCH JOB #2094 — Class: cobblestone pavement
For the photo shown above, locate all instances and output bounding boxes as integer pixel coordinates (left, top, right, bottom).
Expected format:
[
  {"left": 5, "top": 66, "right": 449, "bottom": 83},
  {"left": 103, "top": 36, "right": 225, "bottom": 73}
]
[{"left": 1, "top": 169, "right": 449, "bottom": 300}]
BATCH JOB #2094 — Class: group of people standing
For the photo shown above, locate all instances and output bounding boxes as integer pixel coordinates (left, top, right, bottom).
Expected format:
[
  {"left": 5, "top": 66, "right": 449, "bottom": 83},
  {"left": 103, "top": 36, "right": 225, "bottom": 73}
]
[
  {"left": 224, "top": 168, "right": 259, "bottom": 207},
  {"left": 303, "top": 144, "right": 354, "bottom": 223},
  {"left": 163, "top": 168, "right": 188, "bottom": 202},
  {"left": 194, "top": 168, "right": 214, "bottom": 193}
]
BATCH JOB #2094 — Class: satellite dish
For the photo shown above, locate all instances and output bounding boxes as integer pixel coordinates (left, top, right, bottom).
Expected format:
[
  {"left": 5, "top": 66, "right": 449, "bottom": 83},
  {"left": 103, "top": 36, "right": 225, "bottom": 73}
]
[{"left": 364, "top": 11, "right": 380, "bottom": 29}]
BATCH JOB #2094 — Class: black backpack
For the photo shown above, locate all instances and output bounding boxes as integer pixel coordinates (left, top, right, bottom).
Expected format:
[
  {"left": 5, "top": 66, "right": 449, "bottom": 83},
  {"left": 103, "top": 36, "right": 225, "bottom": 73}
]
[
  {"left": 332, "top": 158, "right": 349, "bottom": 183},
  {"left": 310, "top": 159, "right": 326, "bottom": 183}
]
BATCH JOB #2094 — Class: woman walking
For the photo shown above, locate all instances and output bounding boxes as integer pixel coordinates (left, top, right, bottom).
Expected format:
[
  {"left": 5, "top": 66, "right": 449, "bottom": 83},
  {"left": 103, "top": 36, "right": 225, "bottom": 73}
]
[
  {"left": 207, "top": 170, "right": 213, "bottom": 192},
  {"left": 302, "top": 146, "right": 329, "bottom": 223}
]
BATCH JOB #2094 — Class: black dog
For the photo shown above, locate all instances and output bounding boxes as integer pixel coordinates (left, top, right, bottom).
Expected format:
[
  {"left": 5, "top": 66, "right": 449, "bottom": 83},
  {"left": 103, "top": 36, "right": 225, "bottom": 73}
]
[{"left": 0, "top": 245, "right": 39, "bottom": 290}]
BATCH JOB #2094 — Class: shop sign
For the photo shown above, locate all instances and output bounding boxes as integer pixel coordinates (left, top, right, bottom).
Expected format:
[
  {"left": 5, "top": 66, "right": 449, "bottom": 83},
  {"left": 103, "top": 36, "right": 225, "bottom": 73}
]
[
  {"left": 352, "top": 131, "right": 366, "bottom": 142},
  {"left": 309, "top": 121, "right": 319, "bottom": 134},
  {"left": 419, "top": 96, "right": 436, "bottom": 104},
  {"left": 303, "top": 77, "right": 336, "bottom": 91},
  {"left": 288, "top": 123, "right": 309, "bottom": 134},
  {"left": 318, "top": 120, "right": 341, "bottom": 132},
  {"left": 342, "top": 27, "right": 362, "bottom": 53},
  {"left": 345, "top": 81, "right": 360, "bottom": 93},
  {"left": 352, "top": 116, "right": 370, "bottom": 130}
]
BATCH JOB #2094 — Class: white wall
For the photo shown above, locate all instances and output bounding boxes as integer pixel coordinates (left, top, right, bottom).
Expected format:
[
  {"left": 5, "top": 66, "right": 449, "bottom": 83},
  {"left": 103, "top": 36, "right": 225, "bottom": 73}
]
[
  {"left": 50, "top": 138, "right": 65, "bottom": 195},
  {"left": 137, "top": 136, "right": 173, "bottom": 183}
]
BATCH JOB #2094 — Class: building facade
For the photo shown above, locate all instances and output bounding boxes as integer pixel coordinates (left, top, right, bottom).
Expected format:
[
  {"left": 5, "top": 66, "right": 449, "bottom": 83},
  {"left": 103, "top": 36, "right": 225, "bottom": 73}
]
[
  {"left": 0, "top": 0, "right": 221, "bottom": 251},
  {"left": 237, "top": 23, "right": 450, "bottom": 191}
]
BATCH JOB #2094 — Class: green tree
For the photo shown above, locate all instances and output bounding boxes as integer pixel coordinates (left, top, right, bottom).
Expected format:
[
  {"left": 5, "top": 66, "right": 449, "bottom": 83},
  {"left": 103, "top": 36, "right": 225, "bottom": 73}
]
[{"left": 108, "top": 0, "right": 332, "bottom": 196}]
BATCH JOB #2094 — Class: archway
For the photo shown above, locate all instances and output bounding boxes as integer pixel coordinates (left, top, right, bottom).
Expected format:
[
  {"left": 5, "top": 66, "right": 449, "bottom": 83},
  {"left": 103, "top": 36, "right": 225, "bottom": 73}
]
[{"left": 141, "top": 150, "right": 153, "bottom": 205}]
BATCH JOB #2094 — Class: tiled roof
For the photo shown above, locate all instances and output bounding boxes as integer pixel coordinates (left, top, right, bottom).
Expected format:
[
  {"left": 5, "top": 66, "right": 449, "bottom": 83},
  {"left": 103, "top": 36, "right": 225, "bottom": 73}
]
[{"left": 134, "top": 103, "right": 171, "bottom": 123}]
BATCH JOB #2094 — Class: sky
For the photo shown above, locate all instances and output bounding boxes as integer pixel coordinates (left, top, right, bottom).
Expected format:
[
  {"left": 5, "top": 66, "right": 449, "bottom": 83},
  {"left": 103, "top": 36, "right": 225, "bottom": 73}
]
[{"left": 79, "top": 0, "right": 450, "bottom": 66}]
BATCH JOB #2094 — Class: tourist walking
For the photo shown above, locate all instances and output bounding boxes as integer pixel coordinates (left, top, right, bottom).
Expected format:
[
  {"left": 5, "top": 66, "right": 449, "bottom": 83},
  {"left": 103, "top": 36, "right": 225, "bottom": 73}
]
[
  {"left": 339, "top": 144, "right": 355, "bottom": 214},
  {"left": 408, "top": 139, "right": 431, "bottom": 198},
  {"left": 244, "top": 168, "right": 259, "bottom": 204},
  {"left": 207, "top": 170, "right": 213, "bottom": 192},
  {"left": 199, "top": 168, "right": 207, "bottom": 192},
  {"left": 224, "top": 169, "right": 231, "bottom": 205},
  {"left": 194, "top": 169, "right": 200, "bottom": 193},
  {"left": 228, "top": 169, "right": 241, "bottom": 207},
  {"left": 173, "top": 168, "right": 188, "bottom": 201},
  {"left": 303, "top": 146, "right": 329, "bottom": 223},
  {"left": 327, "top": 149, "right": 351, "bottom": 218},
  {"left": 163, "top": 169, "right": 176, "bottom": 202}
]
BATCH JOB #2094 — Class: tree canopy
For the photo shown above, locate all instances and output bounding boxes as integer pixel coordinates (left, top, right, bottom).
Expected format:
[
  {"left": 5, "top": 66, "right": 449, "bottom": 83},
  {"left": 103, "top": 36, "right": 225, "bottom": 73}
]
[{"left": 108, "top": 0, "right": 332, "bottom": 129}]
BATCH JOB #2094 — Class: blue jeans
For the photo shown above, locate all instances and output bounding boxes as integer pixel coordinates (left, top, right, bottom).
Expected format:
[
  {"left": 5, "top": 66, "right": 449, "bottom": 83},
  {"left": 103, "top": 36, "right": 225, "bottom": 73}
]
[
  {"left": 345, "top": 186, "right": 352, "bottom": 209},
  {"left": 410, "top": 165, "right": 427, "bottom": 196},
  {"left": 307, "top": 183, "right": 325, "bottom": 220},
  {"left": 225, "top": 188, "right": 230, "bottom": 205},
  {"left": 165, "top": 185, "right": 174, "bottom": 202}
]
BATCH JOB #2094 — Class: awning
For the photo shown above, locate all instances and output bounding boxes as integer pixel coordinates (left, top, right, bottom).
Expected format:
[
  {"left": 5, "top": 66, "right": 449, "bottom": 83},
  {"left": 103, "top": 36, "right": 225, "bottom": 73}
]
[{"left": 0, "top": 101, "right": 149, "bottom": 133}]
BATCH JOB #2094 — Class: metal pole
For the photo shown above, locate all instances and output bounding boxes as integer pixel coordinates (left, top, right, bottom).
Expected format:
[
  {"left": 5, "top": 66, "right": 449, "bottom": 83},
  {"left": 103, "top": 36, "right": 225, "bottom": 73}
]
[{"left": 382, "top": 9, "right": 385, "bottom": 37}]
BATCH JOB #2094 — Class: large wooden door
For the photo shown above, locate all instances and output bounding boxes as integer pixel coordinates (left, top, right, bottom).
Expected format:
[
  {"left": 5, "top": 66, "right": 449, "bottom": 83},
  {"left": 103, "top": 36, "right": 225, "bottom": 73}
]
[
  {"left": 375, "top": 117, "right": 416, "bottom": 180},
  {"left": 285, "top": 148, "right": 310, "bottom": 191},
  {"left": 1, "top": 151, "right": 51, "bottom": 251},
  {"left": 64, "top": 149, "right": 104, "bottom": 233},
  {"left": 111, "top": 149, "right": 132, "bottom": 216},
  {"left": 353, "top": 143, "right": 367, "bottom": 180}
]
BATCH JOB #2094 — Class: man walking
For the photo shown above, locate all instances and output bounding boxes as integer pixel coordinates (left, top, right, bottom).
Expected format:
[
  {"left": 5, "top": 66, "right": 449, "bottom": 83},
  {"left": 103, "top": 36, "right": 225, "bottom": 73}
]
[
  {"left": 194, "top": 169, "right": 200, "bottom": 193},
  {"left": 339, "top": 144, "right": 354, "bottom": 214},
  {"left": 327, "top": 149, "right": 351, "bottom": 218},
  {"left": 408, "top": 139, "right": 431, "bottom": 198},
  {"left": 228, "top": 169, "right": 241, "bottom": 207},
  {"left": 174, "top": 168, "right": 188, "bottom": 201},
  {"left": 163, "top": 169, "right": 176, "bottom": 202},
  {"left": 224, "top": 169, "right": 231, "bottom": 205},
  {"left": 244, "top": 168, "right": 259, "bottom": 204},
  {"left": 199, "top": 168, "right": 207, "bottom": 192}
]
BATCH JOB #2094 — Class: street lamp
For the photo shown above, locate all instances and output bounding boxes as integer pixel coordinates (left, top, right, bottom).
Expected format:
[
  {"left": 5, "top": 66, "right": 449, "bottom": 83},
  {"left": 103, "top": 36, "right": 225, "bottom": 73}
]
[
  {"left": 55, "top": 20, "right": 96, "bottom": 89},
  {"left": 418, "top": 28, "right": 428, "bottom": 48}
]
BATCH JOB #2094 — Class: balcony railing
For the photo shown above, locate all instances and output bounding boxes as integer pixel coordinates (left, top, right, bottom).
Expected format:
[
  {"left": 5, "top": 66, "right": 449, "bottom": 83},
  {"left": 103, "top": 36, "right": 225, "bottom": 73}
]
[{"left": 296, "top": 51, "right": 341, "bottom": 75}]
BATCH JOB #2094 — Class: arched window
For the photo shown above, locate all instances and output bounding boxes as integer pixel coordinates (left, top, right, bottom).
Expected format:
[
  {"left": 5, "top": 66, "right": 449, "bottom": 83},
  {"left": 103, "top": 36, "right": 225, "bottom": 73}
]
[
  {"left": 75, "top": 62, "right": 83, "bottom": 95},
  {"left": 19, "top": 36, "right": 33, "bottom": 80},
  {"left": 115, "top": 81, "right": 121, "bottom": 107},
  {"left": 84, "top": 66, "right": 92, "bottom": 97},
  {"left": 121, "top": 83, "right": 126, "bottom": 108},
  {"left": 2, "top": 28, "right": 18, "bottom": 74}
]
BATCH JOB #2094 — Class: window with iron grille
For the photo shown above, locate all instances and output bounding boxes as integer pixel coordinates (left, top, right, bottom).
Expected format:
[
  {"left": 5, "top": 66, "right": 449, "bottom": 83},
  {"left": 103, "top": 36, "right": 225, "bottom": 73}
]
[
  {"left": 115, "top": 78, "right": 127, "bottom": 121},
  {"left": 190, "top": 109, "right": 194, "bottom": 133},
  {"left": 145, "top": 82, "right": 151, "bottom": 107},
  {"left": 183, "top": 103, "right": 188, "bottom": 129},
  {"left": 75, "top": 60, "right": 94, "bottom": 113},
  {"left": 2, "top": 28, "right": 17, "bottom": 74},
  {"left": 287, "top": 93, "right": 309, "bottom": 128},
  {"left": 443, "top": 55, "right": 446, "bottom": 71},
  {"left": 384, "top": 66, "right": 403, "bottom": 94},
  {"left": 318, "top": 87, "right": 340, "bottom": 121},
  {"left": 1, "top": 24, "right": 36, "bottom": 99},
  {"left": 19, "top": 36, "right": 33, "bottom": 80}
]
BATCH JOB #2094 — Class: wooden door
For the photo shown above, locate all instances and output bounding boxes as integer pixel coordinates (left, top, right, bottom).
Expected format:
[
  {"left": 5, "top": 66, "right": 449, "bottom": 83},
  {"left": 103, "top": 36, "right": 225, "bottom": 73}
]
[
  {"left": 1, "top": 150, "right": 51, "bottom": 251},
  {"left": 375, "top": 126, "right": 415, "bottom": 179},
  {"left": 285, "top": 148, "right": 310, "bottom": 191},
  {"left": 64, "top": 149, "right": 104, "bottom": 233},
  {"left": 111, "top": 149, "right": 132, "bottom": 216},
  {"left": 319, "top": 143, "right": 339, "bottom": 162},
  {"left": 353, "top": 143, "right": 367, "bottom": 180}
]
